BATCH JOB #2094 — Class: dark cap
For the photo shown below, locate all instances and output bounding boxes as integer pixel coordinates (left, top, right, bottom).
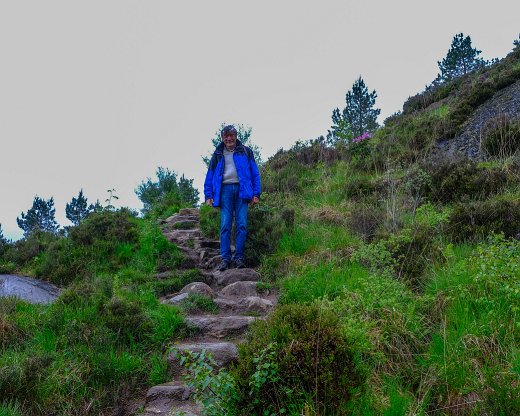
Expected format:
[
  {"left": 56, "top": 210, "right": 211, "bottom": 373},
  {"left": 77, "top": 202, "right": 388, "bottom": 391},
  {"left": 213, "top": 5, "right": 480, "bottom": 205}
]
[{"left": 221, "top": 125, "right": 237, "bottom": 138}]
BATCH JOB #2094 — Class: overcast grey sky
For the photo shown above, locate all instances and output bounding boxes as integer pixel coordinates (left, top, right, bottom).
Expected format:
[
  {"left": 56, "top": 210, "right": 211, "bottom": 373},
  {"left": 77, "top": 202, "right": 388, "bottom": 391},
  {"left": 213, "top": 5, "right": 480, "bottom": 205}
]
[{"left": 1, "top": 0, "right": 519, "bottom": 240}]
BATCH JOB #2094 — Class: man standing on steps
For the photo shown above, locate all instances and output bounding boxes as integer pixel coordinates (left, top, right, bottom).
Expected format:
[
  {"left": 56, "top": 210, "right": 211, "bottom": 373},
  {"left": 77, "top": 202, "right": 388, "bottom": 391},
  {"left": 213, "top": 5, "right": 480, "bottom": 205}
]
[{"left": 204, "top": 125, "right": 262, "bottom": 271}]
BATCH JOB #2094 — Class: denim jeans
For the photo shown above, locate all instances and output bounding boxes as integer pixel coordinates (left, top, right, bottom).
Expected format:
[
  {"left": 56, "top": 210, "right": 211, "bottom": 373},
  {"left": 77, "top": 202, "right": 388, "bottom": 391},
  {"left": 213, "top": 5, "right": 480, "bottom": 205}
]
[{"left": 220, "top": 183, "right": 248, "bottom": 262}]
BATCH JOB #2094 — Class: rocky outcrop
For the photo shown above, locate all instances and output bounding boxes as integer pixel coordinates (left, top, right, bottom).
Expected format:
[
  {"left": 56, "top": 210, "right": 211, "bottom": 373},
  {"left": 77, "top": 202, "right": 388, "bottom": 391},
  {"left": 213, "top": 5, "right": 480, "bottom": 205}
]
[{"left": 432, "top": 79, "right": 520, "bottom": 161}]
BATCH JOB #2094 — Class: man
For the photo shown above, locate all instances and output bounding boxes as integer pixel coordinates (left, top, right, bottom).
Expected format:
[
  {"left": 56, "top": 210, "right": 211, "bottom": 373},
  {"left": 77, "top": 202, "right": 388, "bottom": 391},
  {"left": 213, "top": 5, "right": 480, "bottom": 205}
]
[{"left": 204, "top": 125, "right": 261, "bottom": 271}]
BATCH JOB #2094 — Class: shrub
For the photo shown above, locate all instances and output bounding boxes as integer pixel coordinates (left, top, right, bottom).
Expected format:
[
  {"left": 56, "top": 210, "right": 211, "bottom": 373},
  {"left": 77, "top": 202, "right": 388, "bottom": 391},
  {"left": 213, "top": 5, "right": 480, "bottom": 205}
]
[
  {"left": 246, "top": 206, "right": 294, "bottom": 266},
  {"left": 425, "top": 159, "right": 508, "bottom": 203},
  {"left": 348, "top": 203, "right": 383, "bottom": 241},
  {"left": 233, "top": 303, "right": 363, "bottom": 415},
  {"left": 69, "top": 209, "right": 138, "bottom": 247},
  {"left": 99, "top": 297, "right": 153, "bottom": 345},
  {"left": 344, "top": 177, "right": 376, "bottom": 199},
  {"left": 199, "top": 204, "right": 220, "bottom": 240},
  {"left": 448, "top": 198, "right": 520, "bottom": 242},
  {"left": 4, "top": 231, "right": 58, "bottom": 268}
]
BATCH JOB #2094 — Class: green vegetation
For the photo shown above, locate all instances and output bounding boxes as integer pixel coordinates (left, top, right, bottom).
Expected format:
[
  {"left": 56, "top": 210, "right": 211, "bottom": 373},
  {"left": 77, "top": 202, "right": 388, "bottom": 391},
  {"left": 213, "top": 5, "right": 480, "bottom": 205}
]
[
  {"left": 0, "top": 176, "right": 199, "bottom": 415},
  {"left": 2, "top": 32, "right": 519, "bottom": 416}
]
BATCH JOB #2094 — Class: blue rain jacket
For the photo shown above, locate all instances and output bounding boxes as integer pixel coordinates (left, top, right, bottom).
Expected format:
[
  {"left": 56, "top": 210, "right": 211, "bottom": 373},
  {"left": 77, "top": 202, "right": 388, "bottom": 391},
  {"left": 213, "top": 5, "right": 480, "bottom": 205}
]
[{"left": 204, "top": 140, "right": 261, "bottom": 207}]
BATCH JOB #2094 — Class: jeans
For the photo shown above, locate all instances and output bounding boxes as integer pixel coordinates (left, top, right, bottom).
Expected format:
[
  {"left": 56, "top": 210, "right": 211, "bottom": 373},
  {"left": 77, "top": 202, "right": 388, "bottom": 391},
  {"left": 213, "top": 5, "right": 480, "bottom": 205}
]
[{"left": 220, "top": 183, "right": 248, "bottom": 262}]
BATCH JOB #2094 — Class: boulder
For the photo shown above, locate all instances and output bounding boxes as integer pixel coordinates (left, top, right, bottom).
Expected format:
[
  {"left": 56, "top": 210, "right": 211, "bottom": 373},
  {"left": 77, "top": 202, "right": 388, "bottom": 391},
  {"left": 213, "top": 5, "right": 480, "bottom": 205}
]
[
  {"left": 180, "top": 282, "right": 215, "bottom": 298},
  {"left": 220, "top": 281, "right": 259, "bottom": 297}
]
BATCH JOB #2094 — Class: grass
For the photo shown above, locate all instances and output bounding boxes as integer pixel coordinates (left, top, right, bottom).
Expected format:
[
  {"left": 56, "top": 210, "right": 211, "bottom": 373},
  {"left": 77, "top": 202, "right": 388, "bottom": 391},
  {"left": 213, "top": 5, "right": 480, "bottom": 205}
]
[{"left": 0, "top": 211, "right": 199, "bottom": 415}]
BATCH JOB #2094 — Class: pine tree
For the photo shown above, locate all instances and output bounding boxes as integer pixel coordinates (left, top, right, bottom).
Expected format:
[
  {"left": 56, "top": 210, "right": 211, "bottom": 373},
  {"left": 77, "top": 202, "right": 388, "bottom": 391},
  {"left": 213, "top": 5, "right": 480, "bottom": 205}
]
[
  {"left": 328, "top": 77, "right": 380, "bottom": 144},
  {"left": 17, "top": 196, "right": 60, "bottom": 237},
  {"left": 436, "top": 33, "right": 486, "bottom": 83},
  {"left": 0, "top": 224, "right": 8, "bottom": 256},
  {"left": 202, "top": 123, "right": 262, "bottom": 167},
  {"left": 514, "top": 34, "right": 520, "bottom": 49},
  {"left": 66, "top": 189, "right": 95, "bottom": 226}
]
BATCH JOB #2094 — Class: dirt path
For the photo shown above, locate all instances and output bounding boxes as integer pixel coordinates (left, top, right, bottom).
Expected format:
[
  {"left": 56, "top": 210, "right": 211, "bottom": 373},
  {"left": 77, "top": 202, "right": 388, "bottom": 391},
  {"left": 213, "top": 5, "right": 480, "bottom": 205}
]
[{"left": 125, "top": 208, "right": 277, "bottom": 416}]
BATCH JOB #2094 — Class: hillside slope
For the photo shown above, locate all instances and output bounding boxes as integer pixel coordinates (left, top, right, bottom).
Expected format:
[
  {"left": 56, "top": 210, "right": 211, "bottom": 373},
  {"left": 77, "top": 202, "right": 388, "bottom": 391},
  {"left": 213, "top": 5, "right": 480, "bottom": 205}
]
[{"left": 196, "top": 46, "right": 520, "bottom": 416}]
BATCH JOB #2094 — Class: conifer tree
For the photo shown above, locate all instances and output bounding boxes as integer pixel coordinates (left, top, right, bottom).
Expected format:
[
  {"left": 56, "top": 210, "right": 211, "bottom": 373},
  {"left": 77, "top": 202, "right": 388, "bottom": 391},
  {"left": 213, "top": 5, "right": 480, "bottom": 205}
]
[
  {"left": 66, "top": 189, "right": 95, "bottom": 226},
  {"left": 202, "top": 123, "right": 262, "bottom": 167},
  {"left": 436, "top": 33, "right": 486, "bottom": 83},
  {"left": 328, "top": 77, "right": 380, "bottom": 144},
  {"left": 0, "top": 224, "right": 8, "bottom": 256},
  {"left": 17, "top": 196, "right": 60, "bottom": 237}
]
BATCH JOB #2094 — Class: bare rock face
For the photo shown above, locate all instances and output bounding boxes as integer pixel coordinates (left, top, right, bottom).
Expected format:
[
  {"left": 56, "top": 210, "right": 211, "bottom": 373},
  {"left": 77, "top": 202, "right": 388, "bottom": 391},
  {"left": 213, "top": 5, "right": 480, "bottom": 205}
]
[
  {"left": 168, "top": 342, "right": 238, "bottom": 376},
  {"left": 212, "top": 268, "right": 260, "bottom": 286},
  {"left": 180, "top": 282, "right": 215, "bottom": 298},
  {"left": 185, "top": 315, "right": 257, "bottom": 338},
  {"left": 220, "top": 281, "right": 259, "bottom": 297}
]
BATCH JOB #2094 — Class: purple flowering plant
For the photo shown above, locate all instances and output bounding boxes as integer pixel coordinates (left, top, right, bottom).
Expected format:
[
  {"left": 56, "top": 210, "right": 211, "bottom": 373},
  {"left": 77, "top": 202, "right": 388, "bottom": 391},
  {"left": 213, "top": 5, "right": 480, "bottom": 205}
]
[{"left": 351, "top": 132, "right": 372, "bottom": 143}]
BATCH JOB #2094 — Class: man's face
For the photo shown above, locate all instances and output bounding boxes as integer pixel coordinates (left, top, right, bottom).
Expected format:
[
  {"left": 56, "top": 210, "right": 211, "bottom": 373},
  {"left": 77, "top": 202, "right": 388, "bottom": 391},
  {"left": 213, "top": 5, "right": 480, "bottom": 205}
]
[{"left": 222, "top": 132, "right": 237, "bottom": 149}]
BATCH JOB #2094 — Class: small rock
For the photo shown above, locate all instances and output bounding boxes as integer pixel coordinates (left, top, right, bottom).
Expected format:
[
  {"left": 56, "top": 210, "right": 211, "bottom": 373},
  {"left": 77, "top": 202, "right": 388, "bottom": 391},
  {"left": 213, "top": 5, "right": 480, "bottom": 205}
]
[
  {"left": 165, "top": 292, "right": 189, "bottom": 305},
  {"left": 155, "top": 271, "right": 173, "bottom": 280},
  {"left": 180, "top": 282, "right": 215, "bottom": 298},
  {"left": 220, "top": 281, "right": 259, "bottom": 297}
]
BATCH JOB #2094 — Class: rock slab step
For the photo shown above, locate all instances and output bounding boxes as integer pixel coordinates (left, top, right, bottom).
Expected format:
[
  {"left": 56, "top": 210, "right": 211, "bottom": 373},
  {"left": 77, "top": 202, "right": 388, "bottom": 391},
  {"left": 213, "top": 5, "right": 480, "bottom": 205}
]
[
  {"left": 220, "top": 281, "right": 260, "bottom": 297},
  {"left": 168, "top": 342, "right": 239, "bottom": 376},
  {"left": 215, "top": 296, "right": 274, "bottom": 314},
  {"left": 185, "top": 315, "right": 257, "bottom": 338},
  {"left": 212, "top": 268, "right": 260, "bottom": 286}
]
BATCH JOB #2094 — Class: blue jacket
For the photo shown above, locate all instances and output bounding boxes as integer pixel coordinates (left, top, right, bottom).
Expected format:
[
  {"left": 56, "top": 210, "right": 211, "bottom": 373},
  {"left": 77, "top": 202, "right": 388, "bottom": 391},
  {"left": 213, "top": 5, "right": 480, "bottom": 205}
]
[{"left": 204, "top": 140, "right": 262, "bottom": 207}]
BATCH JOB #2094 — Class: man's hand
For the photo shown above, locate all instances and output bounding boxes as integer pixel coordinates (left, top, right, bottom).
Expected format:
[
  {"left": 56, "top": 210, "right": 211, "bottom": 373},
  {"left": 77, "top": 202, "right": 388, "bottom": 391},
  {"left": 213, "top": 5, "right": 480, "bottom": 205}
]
[
  {"left": 250, "top": 196, "right": 260, "bottom": 206},
  {"left": 206, "top": 198, "right": 214, "bottom": 207}
]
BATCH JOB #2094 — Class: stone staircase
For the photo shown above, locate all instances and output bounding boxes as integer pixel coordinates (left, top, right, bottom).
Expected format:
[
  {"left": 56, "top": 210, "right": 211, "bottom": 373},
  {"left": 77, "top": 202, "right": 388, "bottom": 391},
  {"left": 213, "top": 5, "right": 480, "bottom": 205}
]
[{"left": 128, "top": 208, "right": 277, "bottom": 416}]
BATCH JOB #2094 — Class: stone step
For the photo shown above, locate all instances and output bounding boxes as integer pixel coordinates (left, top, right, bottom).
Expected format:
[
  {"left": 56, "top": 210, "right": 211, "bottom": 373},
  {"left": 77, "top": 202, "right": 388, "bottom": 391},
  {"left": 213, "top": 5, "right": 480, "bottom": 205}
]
[
  {"left": 179, "top": 208, "right": 200, "bottom": 217},
  {"left": 210, "top": 268, "right": 260, "bottom": 286},
  {"left": 185, "top": 315, "right": 257, "bottom": 338},
  {"left": 219, "top": 281, "right": 260, "bottom": 297},
  {"left": 214, "top": 296, "right": 274, "bottom": 315},
  {"left": 199, "top": 240, "right": 220, "bottom": 249},
  {"left": 141, "top": 399, "right": 201, "bottom": 416},
  {"left": 202, "top": 254, "right": 221, "bottom": 270},
  {"left": 171, "top": 219, "right": 199, "bottom": 230},
  {"left": 168, "top": 341, "right": 238, "bottom": 376},
  {"left": 142, "top": 381, "right": 202, "bottom": 415},
  {"left": 165, "top": 229, "right": 201, "bottom": 241}
]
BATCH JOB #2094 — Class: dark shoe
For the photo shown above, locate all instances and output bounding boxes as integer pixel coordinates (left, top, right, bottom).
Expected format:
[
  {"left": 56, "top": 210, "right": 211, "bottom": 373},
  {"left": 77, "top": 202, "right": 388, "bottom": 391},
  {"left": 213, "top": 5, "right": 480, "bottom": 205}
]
[
  {"left": 218, "top": 259, "right": 231, "bottom": 271},
  {"left": 234, "top": 258, "right": 246, "bottom": 269}
]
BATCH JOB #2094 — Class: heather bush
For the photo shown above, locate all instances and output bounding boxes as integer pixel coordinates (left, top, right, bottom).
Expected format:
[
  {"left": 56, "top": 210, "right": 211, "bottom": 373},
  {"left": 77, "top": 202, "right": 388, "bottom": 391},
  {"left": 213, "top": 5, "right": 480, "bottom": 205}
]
[
  {"left": 424, "top": 159, "right": 508, "bottom": 203},
  {"left": 448, "top": 198, "right": 520, "bottom": 242},
  {"left": 233, "top": 303, "right": 363, "bottom": 415}
]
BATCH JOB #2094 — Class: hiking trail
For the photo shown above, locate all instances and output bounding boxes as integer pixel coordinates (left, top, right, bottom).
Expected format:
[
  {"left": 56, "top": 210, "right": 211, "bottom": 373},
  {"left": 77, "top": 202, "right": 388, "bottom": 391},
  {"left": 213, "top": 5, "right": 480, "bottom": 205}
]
[{"left": 126, "top": 208, "right": 278, "bottom": 416}]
